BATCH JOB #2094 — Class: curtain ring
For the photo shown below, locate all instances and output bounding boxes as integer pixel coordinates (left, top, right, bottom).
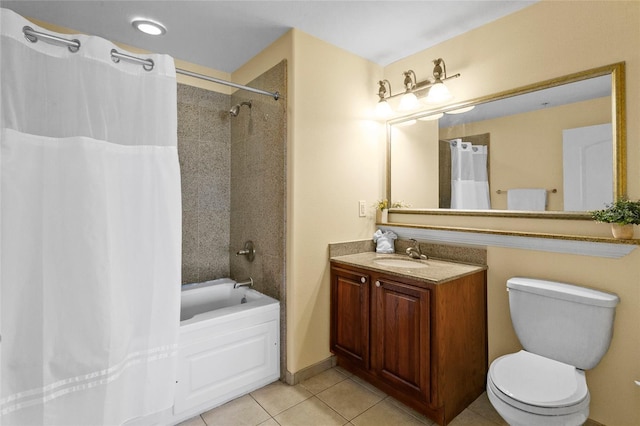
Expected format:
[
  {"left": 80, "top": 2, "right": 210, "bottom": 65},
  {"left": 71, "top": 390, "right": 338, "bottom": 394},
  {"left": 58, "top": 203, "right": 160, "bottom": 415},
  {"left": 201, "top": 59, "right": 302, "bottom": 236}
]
[
  {"left": 67, "top": 40, "right": 80, "bottom": 53},
  {"left": 143, "top": 59, "right": 154, "bottom": 72},
  {"left": 110, "top": 49, "right": 120, "bottom": 64},
  {"left": 23, "top": 26, "right": 37, "bottom": 43}
]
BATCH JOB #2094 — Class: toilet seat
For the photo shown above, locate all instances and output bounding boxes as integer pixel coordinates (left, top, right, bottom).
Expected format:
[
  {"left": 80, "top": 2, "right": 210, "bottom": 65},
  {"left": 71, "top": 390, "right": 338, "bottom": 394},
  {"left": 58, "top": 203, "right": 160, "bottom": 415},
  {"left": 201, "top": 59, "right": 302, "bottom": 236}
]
[{"left": 488, "top": 350, "right": 589, "bottom": 416}]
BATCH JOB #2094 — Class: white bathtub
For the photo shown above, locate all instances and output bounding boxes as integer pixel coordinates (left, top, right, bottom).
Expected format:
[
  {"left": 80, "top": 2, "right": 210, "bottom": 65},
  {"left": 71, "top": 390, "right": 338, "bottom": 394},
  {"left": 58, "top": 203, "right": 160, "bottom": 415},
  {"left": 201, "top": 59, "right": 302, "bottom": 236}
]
[{"left": 171, "top": 278, "right": 280, "bottom": 424}]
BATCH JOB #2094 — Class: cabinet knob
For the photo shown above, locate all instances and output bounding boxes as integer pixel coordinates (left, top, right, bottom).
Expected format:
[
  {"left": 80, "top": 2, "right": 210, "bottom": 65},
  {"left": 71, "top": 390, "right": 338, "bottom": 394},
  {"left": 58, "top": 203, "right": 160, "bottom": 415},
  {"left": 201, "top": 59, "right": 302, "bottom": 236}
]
[
  {"left": 360, "top": 277, "right": 366, "bottom": 283},
  {"left": 375, "top": 280, "right": 381, "bottom": 287}
]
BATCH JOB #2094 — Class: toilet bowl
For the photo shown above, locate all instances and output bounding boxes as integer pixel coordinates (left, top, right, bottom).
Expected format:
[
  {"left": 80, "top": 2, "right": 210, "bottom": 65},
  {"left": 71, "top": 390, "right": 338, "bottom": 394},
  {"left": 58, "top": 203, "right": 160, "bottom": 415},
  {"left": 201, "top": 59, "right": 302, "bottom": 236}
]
[
  {"left": 487, "top": 277, "right": 619, "bottom": 426},
  {"left": 487, "top": 351, "right": 590, "bottom": 425}
]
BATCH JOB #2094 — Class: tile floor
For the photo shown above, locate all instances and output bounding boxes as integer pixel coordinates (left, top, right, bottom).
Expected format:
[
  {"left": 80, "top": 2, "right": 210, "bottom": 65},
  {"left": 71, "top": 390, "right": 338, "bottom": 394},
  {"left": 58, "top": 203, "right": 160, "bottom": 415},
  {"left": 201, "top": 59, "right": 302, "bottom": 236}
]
[{"left": 177, "top": 366, "right": 508, "bottom": 426}]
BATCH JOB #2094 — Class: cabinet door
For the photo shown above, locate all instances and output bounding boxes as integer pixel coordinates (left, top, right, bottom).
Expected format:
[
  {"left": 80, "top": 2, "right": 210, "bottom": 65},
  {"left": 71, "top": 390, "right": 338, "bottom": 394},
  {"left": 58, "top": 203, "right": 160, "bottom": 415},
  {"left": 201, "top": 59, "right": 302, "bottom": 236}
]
[
  {"left": 330, "top": 266, "right": 370, "bottom": 369},
  {"left": 373, "top": 277, "right": 430, "bottom": 402}
]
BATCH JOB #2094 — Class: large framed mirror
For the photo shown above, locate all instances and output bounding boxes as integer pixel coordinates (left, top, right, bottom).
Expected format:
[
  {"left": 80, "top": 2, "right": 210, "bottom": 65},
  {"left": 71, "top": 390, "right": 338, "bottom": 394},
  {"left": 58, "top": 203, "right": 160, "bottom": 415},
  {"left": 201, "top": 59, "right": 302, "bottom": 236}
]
[{"left": 386, "top": 62, "right": 626, "bottom": 219}]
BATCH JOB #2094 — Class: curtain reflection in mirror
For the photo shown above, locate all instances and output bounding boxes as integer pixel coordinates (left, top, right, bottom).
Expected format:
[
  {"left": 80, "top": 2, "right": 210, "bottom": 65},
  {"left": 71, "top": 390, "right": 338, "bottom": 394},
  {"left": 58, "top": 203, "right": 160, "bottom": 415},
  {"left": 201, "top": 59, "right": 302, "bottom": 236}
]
[{"left": 450, "top": 139, "right": 491, "bottom": 209}]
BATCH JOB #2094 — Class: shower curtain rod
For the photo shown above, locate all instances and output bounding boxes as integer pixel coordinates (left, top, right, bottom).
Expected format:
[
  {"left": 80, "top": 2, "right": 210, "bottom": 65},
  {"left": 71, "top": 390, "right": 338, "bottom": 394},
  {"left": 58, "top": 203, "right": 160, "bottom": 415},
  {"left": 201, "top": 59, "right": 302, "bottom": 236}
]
[{"left": 21, "top": 26, "right": 281, "bottom": 101}]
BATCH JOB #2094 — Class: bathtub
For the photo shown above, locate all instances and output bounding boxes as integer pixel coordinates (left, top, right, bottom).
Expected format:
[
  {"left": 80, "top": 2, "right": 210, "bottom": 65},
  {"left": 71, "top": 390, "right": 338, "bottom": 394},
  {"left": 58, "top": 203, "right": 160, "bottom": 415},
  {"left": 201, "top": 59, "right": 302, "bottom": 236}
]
[{"left": 172, "top": 278, "right": 280, "bottom": 423}]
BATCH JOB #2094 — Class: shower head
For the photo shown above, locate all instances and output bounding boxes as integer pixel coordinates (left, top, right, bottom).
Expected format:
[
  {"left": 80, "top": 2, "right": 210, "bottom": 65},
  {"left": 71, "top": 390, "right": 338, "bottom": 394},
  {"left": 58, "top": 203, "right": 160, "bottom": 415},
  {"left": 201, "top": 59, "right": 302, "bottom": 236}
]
[{"left": 229, "top": 100, "right": 252, "bottom": 117}]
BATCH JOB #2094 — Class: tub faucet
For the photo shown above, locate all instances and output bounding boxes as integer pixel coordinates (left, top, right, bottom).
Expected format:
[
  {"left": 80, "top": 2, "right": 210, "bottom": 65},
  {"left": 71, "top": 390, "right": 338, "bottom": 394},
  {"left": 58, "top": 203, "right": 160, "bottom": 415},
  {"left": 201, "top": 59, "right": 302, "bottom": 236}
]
[
  {"left": 236, "top": 240, "right": 255, "bottom": 262},
  {"left": 406, "top": 239, "right": 427, "bottom": 260},
  {"left": 234, "top": 277, "right": 254, "bottom": 289}
]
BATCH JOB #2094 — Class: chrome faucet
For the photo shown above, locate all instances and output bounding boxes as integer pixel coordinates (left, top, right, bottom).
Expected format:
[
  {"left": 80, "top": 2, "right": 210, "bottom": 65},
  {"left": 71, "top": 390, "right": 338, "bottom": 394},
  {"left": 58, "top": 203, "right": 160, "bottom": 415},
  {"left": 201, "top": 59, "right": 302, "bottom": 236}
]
[
  {"left": 234, "top": 277, "right": 254, "bottom": 289},
  {"left": 236, "top": 240, "right": 255, "bottom": 262},
  {"left": 406, "top": 239, "right": 427, "bottom": 260}
]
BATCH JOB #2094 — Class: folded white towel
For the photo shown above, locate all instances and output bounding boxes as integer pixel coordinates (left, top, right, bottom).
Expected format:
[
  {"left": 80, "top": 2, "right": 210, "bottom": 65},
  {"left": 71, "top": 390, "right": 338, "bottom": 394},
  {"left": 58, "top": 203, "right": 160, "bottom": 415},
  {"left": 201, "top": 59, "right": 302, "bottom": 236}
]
[{"left": 507, "top": 188, "right": 547, "bottom": 211}]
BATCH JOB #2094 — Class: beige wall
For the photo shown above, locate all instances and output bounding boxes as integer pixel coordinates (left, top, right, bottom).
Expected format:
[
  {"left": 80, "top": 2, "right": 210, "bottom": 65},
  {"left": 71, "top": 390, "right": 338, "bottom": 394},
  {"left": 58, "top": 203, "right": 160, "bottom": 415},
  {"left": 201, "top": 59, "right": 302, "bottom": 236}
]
[
  {"left": 28, "top": 3, "right": 640, "bottom": 423},
  {"left": 287, "top": 30, "right": 384, "bottom": 372},
  {"left": 391, "top": 120, "right": 440, "bottom": 208},
  {"left": 232, "top": 3, "right": 640, "bottom": 423},
  {"left": 385, "top": 2, "right": 640, "bottom": 424},
  {"left": 233, "top": 30, "right": 385, "bottom": 373}
]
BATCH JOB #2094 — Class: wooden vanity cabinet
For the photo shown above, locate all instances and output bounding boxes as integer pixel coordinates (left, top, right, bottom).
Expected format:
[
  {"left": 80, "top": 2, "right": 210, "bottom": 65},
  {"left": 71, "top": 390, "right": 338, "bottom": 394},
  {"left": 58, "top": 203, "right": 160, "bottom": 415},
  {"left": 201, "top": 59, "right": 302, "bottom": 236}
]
[
  {"left": 373, "top": 276, "right": 431, "bottom": 403},
  {"left": 329, "top": 265, "right": 371, "bottom": 370},
  {"left": 330, "top": 261, "right": 487, "bottom": 426}
]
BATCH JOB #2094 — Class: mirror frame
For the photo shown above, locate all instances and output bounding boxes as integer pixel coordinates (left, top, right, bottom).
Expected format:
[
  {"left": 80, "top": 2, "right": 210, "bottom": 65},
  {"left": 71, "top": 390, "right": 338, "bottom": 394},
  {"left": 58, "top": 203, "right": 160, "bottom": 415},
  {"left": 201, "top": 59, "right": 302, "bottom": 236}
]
[{"left": 386, "top": 62, "right": 626, "bottom": 220}]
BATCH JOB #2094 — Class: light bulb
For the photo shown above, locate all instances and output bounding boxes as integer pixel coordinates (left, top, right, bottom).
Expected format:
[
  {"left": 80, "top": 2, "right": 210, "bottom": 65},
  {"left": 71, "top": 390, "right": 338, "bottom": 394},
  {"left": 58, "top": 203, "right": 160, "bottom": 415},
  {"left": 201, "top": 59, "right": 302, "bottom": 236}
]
[
  {"left": 375, "top": 100, "right": 392, "bottom": 118},
  {"left": 398, "top": 92, "right": 419, "bottom": 111},
  {"left": 425, "top": 82, "right": 452, "bottom": 103}
]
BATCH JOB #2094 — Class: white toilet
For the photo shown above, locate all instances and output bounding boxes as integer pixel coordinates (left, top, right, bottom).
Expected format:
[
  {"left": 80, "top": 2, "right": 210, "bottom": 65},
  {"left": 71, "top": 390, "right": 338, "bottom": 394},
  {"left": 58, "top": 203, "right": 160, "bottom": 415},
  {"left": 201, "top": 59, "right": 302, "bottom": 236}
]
[{"left": 487, "top": 277, "right": 619, "bottom": 426}]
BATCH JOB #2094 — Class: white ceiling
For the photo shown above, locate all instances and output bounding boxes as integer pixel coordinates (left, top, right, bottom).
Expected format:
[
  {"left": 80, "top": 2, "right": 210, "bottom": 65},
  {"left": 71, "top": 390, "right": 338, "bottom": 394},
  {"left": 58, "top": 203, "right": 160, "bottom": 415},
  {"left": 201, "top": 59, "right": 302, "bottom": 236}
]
[{"left": 2, "top": 1, "right": 536, "bottom": 73}]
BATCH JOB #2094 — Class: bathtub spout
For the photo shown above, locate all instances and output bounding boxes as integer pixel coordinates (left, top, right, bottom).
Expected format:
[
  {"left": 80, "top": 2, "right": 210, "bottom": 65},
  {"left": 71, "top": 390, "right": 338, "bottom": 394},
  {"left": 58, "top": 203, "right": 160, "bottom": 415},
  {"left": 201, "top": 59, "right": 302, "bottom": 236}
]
[{"left": 234, "top": 277, "right": 254, "bottom": 289}]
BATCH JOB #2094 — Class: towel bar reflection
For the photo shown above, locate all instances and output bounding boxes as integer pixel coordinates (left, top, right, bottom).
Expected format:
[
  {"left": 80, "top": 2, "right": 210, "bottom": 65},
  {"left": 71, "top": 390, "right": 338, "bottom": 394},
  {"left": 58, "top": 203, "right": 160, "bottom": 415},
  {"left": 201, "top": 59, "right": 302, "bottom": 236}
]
[{"left": 496, "top": 189, "right": 557, "bottom": 194}]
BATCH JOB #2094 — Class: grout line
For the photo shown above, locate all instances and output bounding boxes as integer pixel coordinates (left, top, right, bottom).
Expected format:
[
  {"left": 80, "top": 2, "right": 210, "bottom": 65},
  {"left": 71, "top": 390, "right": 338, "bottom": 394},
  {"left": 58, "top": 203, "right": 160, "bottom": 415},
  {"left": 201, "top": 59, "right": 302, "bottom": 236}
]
[
  {"left": 249, "top": 392, "right": 283, "bottom": 418},
  {"left": 191, "top": 369, "right": 505, "bottom": 426},
  {"left": 315, "top": 377, "right": 385, "bottom": 423},
  {"left": 298, "top": 368, "right": 350, "bottom": 395},
  {"left": 270, "top": 415, "right": 282, "bottom": 426},
  {"left": 383, "top": 396, "right": 431, "bottom": 424},
  {"left": 310, "top": 395, "right": 350, "bottom": 425},
  {"left": 348, "top": 398, "right": 381, "bottom": 424},
  {"left": 249, "top": 392, "right": 277, "bottom": 420},
  {"left": 258, "top": 389, "right": 316, "bottom": 419}
]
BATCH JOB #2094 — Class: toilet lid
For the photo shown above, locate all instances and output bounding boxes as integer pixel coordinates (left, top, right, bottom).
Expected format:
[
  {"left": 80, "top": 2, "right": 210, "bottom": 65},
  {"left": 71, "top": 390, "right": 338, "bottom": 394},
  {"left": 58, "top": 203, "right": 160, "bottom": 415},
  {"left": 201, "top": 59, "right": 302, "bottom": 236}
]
[{"left": 489, "top": 351, "right": 588, "bottom": 408}]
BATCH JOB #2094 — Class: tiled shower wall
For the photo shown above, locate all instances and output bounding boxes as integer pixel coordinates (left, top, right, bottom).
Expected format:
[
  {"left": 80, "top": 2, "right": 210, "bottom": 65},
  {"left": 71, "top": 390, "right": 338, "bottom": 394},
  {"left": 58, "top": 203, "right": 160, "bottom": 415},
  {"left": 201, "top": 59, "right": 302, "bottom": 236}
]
[
  {"left": 177, "top": 61, "right": 286, "bottom": 375},
  {"left": 230, "top": 61, "right": 287, "bottom": 377},
  {"left": 230, "top": 61, "right": 287, "bottom": 302},
  {"left": 177, "top": 61, "right": 286, "bottom": 294},
  {"left": 177, "top": 85, "right": 231, "bottom": 284}
]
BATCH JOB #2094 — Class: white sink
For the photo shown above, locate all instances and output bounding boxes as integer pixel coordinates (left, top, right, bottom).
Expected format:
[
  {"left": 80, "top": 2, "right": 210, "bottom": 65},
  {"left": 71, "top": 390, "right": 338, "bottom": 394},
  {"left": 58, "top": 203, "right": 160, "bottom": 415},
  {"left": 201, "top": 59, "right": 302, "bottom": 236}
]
[{"left": 374, "top": 258, "right": 428, "bottom": 269}]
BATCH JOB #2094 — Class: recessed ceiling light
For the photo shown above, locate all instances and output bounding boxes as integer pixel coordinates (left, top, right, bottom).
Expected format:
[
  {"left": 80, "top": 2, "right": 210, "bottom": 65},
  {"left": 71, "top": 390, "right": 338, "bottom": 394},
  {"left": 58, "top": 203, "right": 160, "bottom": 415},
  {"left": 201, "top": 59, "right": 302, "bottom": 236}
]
[{"left": 132, "top": 19, "right": 166, "bottom": 36}]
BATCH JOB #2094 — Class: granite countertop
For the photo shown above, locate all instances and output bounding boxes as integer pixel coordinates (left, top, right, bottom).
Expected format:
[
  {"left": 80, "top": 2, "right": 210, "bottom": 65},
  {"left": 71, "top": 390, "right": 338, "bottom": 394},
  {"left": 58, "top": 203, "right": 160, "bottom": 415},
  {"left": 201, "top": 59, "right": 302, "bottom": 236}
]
[{"left": 330, "top": 252, "right": 486, "bottom": 284}]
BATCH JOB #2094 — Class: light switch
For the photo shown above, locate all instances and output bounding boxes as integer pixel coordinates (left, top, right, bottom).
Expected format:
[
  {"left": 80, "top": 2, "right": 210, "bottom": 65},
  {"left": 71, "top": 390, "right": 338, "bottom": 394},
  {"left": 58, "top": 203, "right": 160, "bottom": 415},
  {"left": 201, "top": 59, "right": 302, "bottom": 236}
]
[{"left": 359, "top": 200, "right": 366, "bottom": 217}]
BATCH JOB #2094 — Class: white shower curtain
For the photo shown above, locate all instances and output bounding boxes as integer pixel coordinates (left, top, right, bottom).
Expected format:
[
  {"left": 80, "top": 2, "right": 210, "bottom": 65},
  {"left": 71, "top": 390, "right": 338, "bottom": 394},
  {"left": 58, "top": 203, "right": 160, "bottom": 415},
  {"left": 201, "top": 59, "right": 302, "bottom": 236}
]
[
  {"left": 450, "top": 139, "right": 491, "bottom": 209},
  {"left": 0, "top": 9, "right": 181, "bottom": 425}
]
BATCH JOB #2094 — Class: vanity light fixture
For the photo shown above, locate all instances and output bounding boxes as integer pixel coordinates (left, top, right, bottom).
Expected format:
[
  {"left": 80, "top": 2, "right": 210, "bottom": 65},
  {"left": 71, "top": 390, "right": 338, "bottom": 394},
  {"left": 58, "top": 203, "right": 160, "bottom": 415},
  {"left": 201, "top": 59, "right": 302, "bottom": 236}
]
[
  {"left": 132, "top": 18, "right": 167, "bottom": 36},
  {"left": 398, "top": 70, "right": 420, "bottom": 111},
  {"left": 424, "top": 58, "right": 454, "bottom": 103},
  {"left": 374, "top": 58, "right": 460, "bottom": 116},
  {"left": 375, "top": 80, "right": 393, "bottom": 117}
]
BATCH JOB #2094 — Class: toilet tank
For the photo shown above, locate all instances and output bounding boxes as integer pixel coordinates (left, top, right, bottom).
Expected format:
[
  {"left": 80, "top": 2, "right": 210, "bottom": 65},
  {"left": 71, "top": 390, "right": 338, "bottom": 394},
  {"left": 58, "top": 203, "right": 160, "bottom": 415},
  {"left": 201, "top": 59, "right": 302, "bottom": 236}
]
[{"left": 507, "top": 277, "right": 619, "bottom": 370}]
